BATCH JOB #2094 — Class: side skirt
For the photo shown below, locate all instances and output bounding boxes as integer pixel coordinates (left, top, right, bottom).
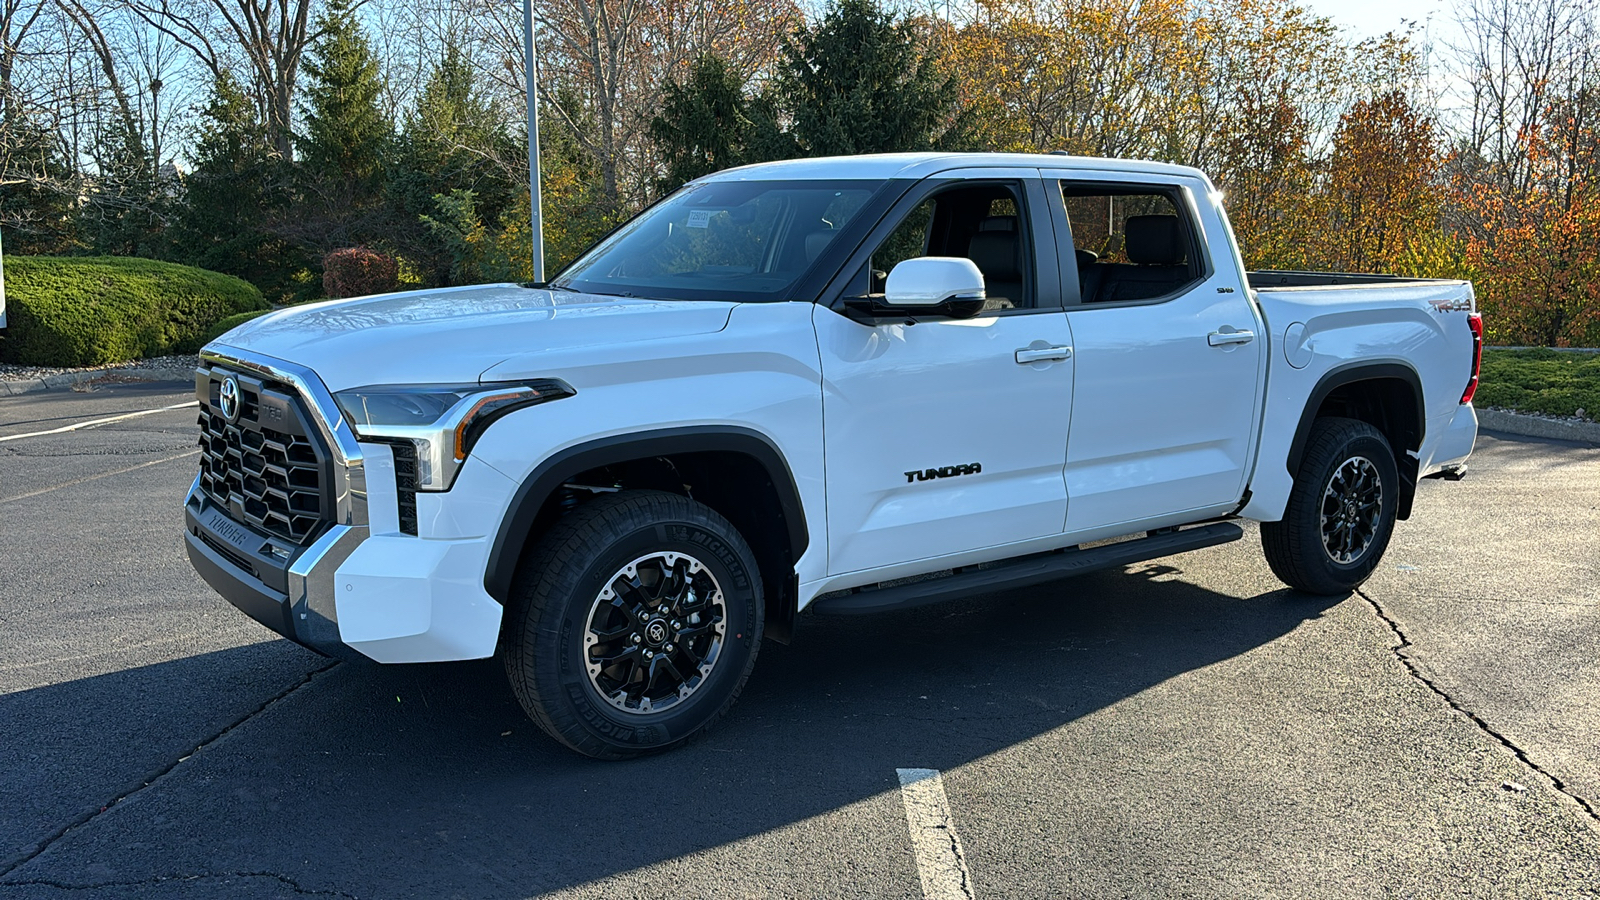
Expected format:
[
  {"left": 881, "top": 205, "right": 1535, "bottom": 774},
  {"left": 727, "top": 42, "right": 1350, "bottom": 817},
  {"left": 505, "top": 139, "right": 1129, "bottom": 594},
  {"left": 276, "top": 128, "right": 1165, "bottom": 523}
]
[{"left": 807, "top": 522, "right": 1244, "bottom": 616}]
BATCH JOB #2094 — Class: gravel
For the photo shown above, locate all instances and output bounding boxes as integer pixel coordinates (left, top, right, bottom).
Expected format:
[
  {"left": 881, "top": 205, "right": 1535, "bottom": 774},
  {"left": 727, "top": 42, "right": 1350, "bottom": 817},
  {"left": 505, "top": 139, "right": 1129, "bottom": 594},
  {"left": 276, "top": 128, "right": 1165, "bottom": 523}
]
[{"left": 0, "top": 354, "right": 199, "bottom": 383}]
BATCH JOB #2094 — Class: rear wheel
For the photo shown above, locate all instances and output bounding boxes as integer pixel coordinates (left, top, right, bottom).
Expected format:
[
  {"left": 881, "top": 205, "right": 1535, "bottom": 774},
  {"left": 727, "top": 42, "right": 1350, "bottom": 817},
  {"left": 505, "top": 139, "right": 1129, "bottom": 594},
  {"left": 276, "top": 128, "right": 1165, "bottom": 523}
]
[
  {"left": 1262, "top": 417, "right": 1399, "bottom": 595},
  {"left": 503, "top": 490, "right": 763, "bottom": 759}
]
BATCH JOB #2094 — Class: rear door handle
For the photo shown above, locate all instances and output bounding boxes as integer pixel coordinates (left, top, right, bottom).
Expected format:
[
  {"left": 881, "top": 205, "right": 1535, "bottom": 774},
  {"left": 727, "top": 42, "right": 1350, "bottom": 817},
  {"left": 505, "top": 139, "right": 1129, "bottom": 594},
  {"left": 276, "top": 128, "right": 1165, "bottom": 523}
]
[
  {"left": 1208, "top": 330, "right": 1254, "bottom": 346},
  {"left": 1016, "top": 346, "right": 1073, "bottom": 364}
]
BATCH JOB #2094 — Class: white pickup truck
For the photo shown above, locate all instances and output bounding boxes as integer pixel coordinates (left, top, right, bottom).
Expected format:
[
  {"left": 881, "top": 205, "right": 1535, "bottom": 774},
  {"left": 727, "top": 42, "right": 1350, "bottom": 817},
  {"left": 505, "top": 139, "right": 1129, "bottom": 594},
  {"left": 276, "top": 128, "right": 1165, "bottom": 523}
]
[{"left": 185, "top": 152, "right": 1482, "bottom": 758}]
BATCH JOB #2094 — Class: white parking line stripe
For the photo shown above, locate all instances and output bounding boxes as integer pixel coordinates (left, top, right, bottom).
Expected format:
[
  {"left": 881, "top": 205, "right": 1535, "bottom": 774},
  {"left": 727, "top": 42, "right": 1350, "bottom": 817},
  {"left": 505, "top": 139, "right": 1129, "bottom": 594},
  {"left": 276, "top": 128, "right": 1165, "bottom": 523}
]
[
  {"left": 896, "top": 768, "right": 974, "bottom": 900},
  {"left": 0, "top": 401, "right": 195, "bottom": 443},
  {"left": 0, "top": 450, "right": 200, "bottom": 505}
]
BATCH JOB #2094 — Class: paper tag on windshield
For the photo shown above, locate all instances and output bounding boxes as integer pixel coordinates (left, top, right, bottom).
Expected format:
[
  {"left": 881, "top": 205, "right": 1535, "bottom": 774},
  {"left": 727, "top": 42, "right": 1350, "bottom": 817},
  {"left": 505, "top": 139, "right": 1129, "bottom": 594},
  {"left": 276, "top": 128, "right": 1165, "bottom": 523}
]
[{"left": 686, "top": 209, "right": 713, "bottom": 228}]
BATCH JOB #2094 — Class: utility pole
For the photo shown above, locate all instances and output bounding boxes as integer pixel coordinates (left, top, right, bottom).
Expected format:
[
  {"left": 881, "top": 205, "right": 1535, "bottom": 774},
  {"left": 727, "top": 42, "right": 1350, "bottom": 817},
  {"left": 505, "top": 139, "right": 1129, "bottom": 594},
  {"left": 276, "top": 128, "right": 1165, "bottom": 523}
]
[{"left": 523, "top": 0, "right": 546, "bottom": 283}]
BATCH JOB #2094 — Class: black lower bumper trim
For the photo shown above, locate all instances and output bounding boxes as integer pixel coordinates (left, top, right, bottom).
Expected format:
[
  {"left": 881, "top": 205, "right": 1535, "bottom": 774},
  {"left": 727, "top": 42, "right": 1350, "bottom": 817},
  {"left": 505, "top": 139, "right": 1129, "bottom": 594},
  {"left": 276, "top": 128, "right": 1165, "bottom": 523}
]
[{"left": 185, "top": 529, "right": 297, "bottom": 640}]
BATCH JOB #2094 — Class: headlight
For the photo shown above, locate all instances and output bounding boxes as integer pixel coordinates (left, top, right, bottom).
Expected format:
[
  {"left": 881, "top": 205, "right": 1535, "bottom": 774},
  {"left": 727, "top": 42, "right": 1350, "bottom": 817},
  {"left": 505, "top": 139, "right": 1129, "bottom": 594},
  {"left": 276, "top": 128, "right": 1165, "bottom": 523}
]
[{"left": 333, "top": 379, "right": 574, "bottom": 490}]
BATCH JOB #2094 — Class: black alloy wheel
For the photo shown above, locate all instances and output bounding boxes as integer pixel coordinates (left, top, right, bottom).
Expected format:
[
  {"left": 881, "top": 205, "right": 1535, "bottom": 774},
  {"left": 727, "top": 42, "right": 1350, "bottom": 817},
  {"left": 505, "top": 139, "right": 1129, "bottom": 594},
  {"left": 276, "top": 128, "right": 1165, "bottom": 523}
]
[{"left": 1262, "top": 417, "right": 1400, "bottom": 595}]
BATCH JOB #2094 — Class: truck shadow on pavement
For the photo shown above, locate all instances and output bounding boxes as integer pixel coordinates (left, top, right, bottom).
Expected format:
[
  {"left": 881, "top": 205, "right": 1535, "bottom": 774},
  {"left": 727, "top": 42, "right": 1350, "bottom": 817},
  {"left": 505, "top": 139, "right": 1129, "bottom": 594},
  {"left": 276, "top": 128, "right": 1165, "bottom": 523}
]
[{"left": 1, "top": 568, "right": 1343, "bottom": 897}]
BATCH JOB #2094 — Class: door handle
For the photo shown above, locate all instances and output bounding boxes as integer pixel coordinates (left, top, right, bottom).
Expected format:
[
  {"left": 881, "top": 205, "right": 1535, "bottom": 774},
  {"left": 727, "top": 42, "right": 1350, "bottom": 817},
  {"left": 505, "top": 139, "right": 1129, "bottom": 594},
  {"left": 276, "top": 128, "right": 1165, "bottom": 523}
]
[
  {"left": 1015, "top": 346, "right": 1073, "bottom": 364},
  {"left": 1208, "top": 330, "right": 1255, "bottom": 346}
]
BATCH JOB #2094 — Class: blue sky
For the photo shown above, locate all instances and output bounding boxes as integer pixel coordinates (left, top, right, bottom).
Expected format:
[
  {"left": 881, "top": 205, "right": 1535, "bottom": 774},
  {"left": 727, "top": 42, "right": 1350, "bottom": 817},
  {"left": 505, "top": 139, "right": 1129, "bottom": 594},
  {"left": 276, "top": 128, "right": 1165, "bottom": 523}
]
[{"left": 1305, "top": 0, "right": 1455, "bottom": 39}]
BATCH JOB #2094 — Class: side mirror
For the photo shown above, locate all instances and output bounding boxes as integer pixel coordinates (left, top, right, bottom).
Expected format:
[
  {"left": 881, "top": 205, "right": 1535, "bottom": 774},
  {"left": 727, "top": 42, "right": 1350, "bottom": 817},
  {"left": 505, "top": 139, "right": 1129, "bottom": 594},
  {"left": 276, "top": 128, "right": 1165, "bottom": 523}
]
[{"left": 883, "top": 257, "right": 987, "bottom": 311}]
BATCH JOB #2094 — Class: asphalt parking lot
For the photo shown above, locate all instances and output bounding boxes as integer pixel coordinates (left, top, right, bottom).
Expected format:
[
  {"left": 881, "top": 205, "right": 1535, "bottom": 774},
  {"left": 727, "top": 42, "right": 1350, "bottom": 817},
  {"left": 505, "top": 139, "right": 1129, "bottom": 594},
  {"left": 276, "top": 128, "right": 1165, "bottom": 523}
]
[{"left": 1, "top": 379, "right": 1597, "bottom": 899}]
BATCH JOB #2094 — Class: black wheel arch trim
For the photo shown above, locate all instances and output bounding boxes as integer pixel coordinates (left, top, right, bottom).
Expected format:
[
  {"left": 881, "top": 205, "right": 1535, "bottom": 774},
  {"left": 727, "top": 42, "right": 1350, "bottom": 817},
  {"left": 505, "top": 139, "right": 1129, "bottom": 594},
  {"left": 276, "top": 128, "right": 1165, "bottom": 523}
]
[
  {"left": 483, "top": 426, "right": 809, "bottom": 606},
  {"left": 1286, "top": 360, "right": 1425, "bottom": 519}
]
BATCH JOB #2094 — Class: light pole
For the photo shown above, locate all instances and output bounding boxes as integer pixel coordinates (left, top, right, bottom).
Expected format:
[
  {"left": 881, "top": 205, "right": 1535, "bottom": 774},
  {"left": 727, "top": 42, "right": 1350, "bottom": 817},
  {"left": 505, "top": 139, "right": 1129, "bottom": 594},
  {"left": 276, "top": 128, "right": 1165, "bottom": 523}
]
[{"left": 522, "top": 0, "right": 546, "bottom": 283}]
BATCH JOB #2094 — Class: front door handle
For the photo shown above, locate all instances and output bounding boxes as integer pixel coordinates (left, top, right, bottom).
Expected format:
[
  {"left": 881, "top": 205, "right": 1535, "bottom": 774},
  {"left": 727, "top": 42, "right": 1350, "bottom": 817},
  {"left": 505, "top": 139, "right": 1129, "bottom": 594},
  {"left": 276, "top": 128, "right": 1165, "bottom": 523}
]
[
  {"left": 1208, "top": 329, "right": 1255, "bottom": 346},
  {"left": 1015, "top": 346, "right": 1073, "bottom": 364}
]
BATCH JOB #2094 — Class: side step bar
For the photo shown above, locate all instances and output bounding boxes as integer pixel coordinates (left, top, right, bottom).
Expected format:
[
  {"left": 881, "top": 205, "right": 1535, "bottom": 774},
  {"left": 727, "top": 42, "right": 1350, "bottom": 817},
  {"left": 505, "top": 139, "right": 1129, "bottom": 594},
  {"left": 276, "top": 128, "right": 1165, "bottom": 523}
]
[{"left": 808, "top": 522, "right": 1244, "bottom": 616}]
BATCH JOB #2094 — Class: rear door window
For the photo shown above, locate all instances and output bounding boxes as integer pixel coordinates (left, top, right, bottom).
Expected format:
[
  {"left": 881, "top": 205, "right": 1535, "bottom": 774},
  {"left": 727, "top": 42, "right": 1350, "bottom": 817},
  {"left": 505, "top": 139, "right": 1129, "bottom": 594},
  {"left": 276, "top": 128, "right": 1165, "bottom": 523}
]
[{"left": 1060, "top": 186, "right": 1204, "bottom": 305}]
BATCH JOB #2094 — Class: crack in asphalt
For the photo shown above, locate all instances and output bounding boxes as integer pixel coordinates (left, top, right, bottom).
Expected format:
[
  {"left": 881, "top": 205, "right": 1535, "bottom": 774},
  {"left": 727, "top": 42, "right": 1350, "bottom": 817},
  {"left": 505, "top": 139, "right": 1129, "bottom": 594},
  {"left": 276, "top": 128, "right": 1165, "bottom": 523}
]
[
  {"left": 0, "top": 661, "right": 340, "bottom": 881},
  {"left": 946, "top": 824, "right": 974, "bottom": 900},
  {"left": 1358, "top": 588, "right": 1600, "bottom": 825},
  {"left": 0, "top": 871, "right": 358, "bottom": 898}
]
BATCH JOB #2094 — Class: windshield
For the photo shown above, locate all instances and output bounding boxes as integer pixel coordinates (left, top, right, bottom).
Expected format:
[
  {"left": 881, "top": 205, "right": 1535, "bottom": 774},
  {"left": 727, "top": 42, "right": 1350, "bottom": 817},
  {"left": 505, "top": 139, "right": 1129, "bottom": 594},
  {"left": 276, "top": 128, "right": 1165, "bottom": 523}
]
[{"left": 553, "top": 179, "right": 886, "bottom": 302}]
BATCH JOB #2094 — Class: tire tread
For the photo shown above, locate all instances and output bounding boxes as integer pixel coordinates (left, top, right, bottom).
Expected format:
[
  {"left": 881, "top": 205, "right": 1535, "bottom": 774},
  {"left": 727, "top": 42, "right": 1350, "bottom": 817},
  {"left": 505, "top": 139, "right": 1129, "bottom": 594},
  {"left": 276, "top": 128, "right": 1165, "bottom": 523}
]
[
  {"left": 503, "top": 490, "right": 762, "bottom": 759},
  {"left": 1261, "top": 417, "right": 1395, "bottom": 595}
]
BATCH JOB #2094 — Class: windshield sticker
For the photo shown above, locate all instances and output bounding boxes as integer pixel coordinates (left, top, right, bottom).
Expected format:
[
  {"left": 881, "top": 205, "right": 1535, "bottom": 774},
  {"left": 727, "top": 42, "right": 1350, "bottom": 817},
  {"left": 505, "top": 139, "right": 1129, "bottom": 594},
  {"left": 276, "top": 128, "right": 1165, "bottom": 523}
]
[{"left": 686, "top": 209, "right": 714, "bottom": 228}]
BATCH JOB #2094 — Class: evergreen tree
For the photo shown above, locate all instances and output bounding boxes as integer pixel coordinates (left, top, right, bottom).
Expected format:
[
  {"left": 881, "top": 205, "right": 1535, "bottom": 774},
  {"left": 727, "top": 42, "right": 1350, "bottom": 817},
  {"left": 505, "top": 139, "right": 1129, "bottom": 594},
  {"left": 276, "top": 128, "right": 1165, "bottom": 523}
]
[
  {"left": 81, "top": 122, "right": 166, "bottom": 257},
  {"left": 388, "top": 43, "right": 515, "bottom": 284},
  {"left": 293, "top": 0, "right": 391, "bottom": 254},
  {"left": 649, "top": 55, "right": 755, "bottom": 194},
  {"left": 0, "top": 109, "right": 81, "bottom": 254},
  {"left": 777, "top": 0, "right": 965, "bottom": 156},
  {"left": 173, "top": 71, "right": 308, "bottom": 301},
  {"left": 299, "top": 0, "right": 388, "bottom": 191}
]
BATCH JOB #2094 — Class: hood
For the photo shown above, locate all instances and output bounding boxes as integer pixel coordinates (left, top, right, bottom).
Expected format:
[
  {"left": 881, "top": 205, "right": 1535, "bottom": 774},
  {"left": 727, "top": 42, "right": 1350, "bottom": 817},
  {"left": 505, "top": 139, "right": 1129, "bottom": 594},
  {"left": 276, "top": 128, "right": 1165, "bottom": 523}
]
[{"left": 209, "top": 284, "right": 736, "bottom": 391}]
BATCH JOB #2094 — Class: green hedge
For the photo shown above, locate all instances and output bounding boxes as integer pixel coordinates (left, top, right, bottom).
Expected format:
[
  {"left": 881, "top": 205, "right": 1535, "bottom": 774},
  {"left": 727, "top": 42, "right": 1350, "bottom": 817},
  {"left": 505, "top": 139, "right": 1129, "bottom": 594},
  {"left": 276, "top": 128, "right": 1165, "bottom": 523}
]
[
  {"left": 200, "top": 308, "right": 274, "bottom": 346},
  {"left": 0, "top": 256, "right": 269, "bottom": 366},
  {"left": 1478, "top": 348, "right": 1600, "bottom": 418}
]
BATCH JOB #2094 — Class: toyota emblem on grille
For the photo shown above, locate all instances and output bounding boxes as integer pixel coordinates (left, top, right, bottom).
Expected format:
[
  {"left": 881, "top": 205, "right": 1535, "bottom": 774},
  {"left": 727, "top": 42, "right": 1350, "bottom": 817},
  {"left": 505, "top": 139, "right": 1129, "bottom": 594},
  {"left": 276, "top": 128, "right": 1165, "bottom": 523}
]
[{"left": 219, "top": 376, "right": 241, "bottom": 423}]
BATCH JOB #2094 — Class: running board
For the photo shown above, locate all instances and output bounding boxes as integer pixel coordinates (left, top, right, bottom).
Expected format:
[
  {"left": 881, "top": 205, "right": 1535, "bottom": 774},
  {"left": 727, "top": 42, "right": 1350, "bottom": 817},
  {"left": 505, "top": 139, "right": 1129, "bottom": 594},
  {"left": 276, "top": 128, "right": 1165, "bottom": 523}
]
[{"left": 807, "top": 522, "right": 1244, "bottom": 616}]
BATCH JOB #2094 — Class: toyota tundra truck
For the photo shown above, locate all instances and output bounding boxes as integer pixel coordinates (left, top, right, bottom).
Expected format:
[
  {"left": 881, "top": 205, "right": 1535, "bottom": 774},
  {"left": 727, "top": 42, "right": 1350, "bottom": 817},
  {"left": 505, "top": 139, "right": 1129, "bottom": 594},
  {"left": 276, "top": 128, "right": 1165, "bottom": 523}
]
[{"left": 184, "top": 152, "right": 1482, "bottom": 758}]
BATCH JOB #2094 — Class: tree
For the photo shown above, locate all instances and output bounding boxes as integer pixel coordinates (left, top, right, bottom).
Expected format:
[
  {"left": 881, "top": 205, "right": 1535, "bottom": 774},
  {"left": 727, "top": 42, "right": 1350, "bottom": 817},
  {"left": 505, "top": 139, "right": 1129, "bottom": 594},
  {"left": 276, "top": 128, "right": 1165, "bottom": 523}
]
[
  {"left": 130, "top": 0, "right": 318, "bottom": 159},
  {"left": 289, "top": 0, "right": 391, "bottom": 253},
  {"left": 775, "top": 0, "right": 965, "bottom": 157},
  {"left": 299, "top": 0, "right": 387, "bottom": 191},
  {"left": 1212, "top": 92, "right": 1317, "bottom": 271},
  {"left": 172, "top": 71, "right": 308, "bottom": 301},
  {"left": 1316, "top": 91, "right": 1442, "bottom": 274},
  {"left": 388, "top": 42, "right": 517, "bottom": 284},
  {"left": 516, "top": 0, "right": 798, "bottom": 211},
  {"left": 649, "top": 54, "right": 755, "bottom": 194}
]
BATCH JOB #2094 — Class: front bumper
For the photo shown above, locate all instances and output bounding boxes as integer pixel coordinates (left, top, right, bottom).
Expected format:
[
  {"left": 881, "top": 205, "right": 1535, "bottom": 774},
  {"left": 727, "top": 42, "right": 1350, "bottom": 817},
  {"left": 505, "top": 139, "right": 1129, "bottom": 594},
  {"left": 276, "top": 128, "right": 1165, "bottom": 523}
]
[
  {"left": 186, "top": 345, "right": 506, "bottom": 664},
  {"left": 185, "top": 477, "right": 367, "bottom": 660},
  {"left": 187, "top": 464, "right": 507, "bottom": 664}
]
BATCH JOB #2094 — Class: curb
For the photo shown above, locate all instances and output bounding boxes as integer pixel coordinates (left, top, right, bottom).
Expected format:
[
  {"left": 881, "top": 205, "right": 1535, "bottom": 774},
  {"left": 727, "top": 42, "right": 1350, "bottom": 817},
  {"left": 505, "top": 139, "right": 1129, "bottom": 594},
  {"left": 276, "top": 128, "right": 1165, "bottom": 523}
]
[
  {"left": 1478, "top": 408, "right": 1600, "bottom": 446},
  {"left": 0, "top": 367, "right": 191, "bottom": 397}
]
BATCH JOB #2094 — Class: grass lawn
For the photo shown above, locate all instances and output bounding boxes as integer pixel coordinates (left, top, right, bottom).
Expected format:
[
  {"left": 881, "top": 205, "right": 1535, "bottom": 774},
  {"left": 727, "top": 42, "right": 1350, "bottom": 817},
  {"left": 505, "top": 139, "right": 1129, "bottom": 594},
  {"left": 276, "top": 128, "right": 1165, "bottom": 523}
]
[{"left": 1477, "top": 348, "right": 1600, "bottom": 418}]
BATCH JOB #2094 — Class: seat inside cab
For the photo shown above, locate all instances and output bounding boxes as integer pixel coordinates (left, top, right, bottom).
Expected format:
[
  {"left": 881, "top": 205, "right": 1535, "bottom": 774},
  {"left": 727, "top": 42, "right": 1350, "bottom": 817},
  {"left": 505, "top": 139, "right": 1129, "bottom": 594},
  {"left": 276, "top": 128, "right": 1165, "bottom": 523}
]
[
  {"left": 860, "top": 183, "right": 1035, "bottom": 310},
  {"left": 1065, "top": 189, "right": 1202, "bottom": 304}
]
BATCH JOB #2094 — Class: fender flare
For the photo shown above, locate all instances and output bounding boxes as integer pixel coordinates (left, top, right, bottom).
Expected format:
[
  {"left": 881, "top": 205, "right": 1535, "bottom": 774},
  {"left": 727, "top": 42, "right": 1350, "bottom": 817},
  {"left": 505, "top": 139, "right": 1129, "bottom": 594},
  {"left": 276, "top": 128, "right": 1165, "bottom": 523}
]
[
  {"left": 482, "top": 426, "right": 809, "bottom": 604},
  {"left": 1285, "top": 360, "right": 1425, "bottom": 520},
  {"left": 1286, "top": 361, "right": 1425, "bottom": 475}
]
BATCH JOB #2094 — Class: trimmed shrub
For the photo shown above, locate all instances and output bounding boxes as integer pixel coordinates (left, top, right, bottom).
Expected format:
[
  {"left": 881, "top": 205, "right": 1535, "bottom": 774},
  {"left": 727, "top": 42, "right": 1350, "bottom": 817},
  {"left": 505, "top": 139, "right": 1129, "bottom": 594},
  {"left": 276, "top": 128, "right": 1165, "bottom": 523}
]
[
  {"left": 322, "top": 246, "right": 398, "bottom": 298},
  {"left": 1477, "top": 348, "right": 1600, "bottom": 418},
  {"left": 0, "top": 256, "right": 269, "bottom": 367},
  {"left": 199, "top": 308, "right": 275, "bottom": 346}
]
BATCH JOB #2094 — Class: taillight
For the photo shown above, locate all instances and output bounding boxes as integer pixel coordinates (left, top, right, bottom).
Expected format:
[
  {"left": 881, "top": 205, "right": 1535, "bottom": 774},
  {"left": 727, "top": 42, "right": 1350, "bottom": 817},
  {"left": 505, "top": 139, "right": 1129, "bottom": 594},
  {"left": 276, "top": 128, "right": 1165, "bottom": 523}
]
[{"left": 1461, "top": 313, "right": 1483, "bottom": 404}]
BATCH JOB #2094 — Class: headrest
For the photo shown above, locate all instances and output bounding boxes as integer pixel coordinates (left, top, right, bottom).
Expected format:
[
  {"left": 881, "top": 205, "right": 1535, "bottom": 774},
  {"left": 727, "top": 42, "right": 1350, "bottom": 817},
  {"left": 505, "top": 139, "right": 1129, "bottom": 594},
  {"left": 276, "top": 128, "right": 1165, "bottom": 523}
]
[
  {"left": 1075, "top": 248, "right": 1098, "bottom": 269},
  {"left": 804, "top": 231, "right": 834, "bottom": 263},
  {"left": 968, "top": 231, "right": 1021, "bottom": 282},
  {"left": 978, "top": 215, "right": 1017, "bottom": 233},
  {"left": 1125, "top": 215, "right": 1186, "bottom": 266}
]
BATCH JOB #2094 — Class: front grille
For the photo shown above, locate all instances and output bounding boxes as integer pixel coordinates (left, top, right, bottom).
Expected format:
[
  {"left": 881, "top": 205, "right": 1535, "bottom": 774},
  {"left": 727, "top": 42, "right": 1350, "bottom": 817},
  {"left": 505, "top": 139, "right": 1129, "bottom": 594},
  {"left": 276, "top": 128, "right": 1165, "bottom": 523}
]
[{"left": 196, "top": 368, "right": 333, "bottom": 544}]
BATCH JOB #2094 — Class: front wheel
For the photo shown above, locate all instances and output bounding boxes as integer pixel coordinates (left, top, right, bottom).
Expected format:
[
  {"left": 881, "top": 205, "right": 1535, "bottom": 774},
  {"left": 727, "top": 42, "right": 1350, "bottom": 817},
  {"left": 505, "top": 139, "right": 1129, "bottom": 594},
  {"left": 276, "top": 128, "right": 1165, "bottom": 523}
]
[
  {"left": 503, "top": 490, "right": 764, "bottom": 759},
  {"left": 1261, "top": 417, "right": 1399, "bottom": 595}
]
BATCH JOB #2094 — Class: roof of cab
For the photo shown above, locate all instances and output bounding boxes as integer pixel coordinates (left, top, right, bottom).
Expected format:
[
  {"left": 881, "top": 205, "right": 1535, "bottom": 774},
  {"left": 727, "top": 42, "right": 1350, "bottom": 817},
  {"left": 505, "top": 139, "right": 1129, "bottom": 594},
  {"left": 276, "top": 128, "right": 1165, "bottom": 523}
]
[{"left": 695, "top": 152, "right": 1210, "bottom": 184}]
